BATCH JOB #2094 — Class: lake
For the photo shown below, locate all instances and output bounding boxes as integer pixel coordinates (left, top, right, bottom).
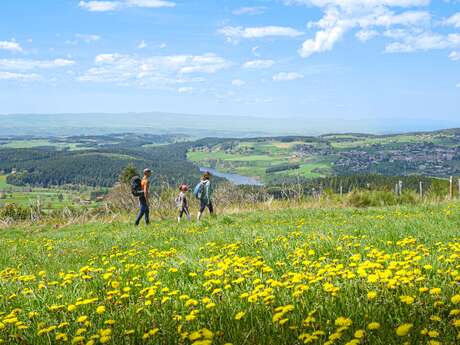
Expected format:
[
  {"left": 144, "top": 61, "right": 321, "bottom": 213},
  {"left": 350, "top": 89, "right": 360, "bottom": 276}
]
[{"left": 199, "top": 167, "right": 263, "bottom": 186}]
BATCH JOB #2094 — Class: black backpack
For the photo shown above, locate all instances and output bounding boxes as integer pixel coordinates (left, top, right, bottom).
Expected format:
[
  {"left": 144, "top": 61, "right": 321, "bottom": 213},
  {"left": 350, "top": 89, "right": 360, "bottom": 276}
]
[{"left": 130, "top": 176, "right": 144, "bottom": 197}]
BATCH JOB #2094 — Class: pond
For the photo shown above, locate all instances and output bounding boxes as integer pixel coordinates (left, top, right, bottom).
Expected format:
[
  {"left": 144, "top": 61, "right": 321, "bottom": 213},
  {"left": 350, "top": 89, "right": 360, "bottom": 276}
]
[{"left": 199, "top": 167, "right": 263, "bottom": 186}]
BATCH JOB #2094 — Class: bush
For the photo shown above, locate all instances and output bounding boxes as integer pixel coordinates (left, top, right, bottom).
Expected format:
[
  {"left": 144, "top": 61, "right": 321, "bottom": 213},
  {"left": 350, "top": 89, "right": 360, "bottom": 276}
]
[
  {"left": 0, "top": 203, "right": 31, "bottom": 221},
  {"left": 345, "top": 190, "right": 418, "bottom": 208}
]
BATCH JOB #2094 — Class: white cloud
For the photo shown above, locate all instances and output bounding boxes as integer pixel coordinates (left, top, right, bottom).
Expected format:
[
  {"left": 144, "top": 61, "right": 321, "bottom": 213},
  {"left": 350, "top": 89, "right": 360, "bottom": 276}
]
[
  {"left": 273, "top": 72, "right": 304, "bottom": 81},
  {"left": 385, "top": 32, "right": 460, "bottom": 53},
  {"left": 252, "top": 46, "right": 260, "bottom": 57},
  {"left": 0, "top": 40, "right": 22, "bottom": 52},
  {"left": 78, "top": 1, "right": 119, "bottom": 11},
  {"left": 284, "top": 1, "right": 430, "bottom": 8},
  {"left": 449, "top": 51, "right": 460, "bottom": 61},
  {"left": 178, "top": 86, "right": 193, "bottom": 93},
  {"left": 444, "top": 12, "right": 460, "bottom": 28},
  {"left": 138, "top": 40, "right": 147, "bottom": 49},
  {"left": 231, "top": 79, "right": 246, "bottom": 86},
  {"left": 159, "top": 43, "right": 167, "bottom": 48},
  {"left": 242, "top": 59, "right": 275, "bottom": 69},
  {"left": 219, "top": 26, "right": 304, "bottom": 44},
  {"left": 0, "top": 71, "right": 41, "bottom": 81},
  {"left": 232, "top": 7, "right": 266, "bottom": 15},
  {"left": 76, "top": 33, "right": 100, "bottom": 42},
  {"left": 356, "top": 30, "right": 379, "bottom": 42},
  {"left": 79, "top": 0, "right": 175, "bottom": 12},
  {"left": 286, "top": 0, "right": 438, "bottom": 58},
  {"left": 79, "top": 53, "right": 230, "bottom": 84},
  {"left": 456, "top": 83, "right": 460, "bottom": 88},
  {"left": 0, "top": 58, "right": 75, "bottom": 70}
]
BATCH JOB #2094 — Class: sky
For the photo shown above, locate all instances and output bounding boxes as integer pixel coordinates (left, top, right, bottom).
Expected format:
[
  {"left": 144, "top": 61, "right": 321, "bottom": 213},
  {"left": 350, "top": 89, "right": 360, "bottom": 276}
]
[{"left": 0, "top": 0, "right": 459, "bottom": 132}]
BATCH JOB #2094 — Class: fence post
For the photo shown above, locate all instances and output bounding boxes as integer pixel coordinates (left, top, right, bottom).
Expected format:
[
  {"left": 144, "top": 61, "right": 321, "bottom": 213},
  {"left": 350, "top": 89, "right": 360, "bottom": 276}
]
[
  {"left": 419, "top": 181, "right": 423, "bottom": 199},
  {"left": 340, "top": 184, "right": 343, "bottom": 197},
  {"left": 398, "top": 180, "right": 403, "bottom": 196},
  {"left": 449, "top": 176, "right": 453, "bottom": 200}
]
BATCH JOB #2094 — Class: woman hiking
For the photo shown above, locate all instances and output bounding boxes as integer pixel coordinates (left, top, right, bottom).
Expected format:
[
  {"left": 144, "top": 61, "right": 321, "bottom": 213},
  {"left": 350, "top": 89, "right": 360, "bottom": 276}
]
[{"left": 194, "top": 171, "right": 214, "bottom": 220}]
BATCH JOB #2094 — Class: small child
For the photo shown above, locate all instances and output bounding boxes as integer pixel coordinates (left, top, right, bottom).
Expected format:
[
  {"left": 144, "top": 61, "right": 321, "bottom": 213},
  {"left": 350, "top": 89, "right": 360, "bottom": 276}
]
[{"left": 175, "top": 184, "right": 191, "bottom": 223}]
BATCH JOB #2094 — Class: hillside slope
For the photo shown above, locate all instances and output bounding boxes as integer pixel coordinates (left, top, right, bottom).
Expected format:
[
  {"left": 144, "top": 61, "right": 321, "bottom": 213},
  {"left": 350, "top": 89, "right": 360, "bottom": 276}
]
[{"left": 0, "top": 204, "right": 459, "bottom": 344}]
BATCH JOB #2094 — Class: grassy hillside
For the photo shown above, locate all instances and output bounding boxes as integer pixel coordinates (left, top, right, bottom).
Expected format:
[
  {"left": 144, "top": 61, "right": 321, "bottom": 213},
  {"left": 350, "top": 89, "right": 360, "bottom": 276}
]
[{"left": 0, "top": 203, "right": 459, "bottom": 344}]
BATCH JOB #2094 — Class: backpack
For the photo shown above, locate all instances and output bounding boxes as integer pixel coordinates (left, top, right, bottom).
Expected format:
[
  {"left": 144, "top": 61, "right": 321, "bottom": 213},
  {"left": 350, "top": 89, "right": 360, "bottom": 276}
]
[
  {"left": 130, "top": 176, "right": 143, "bottom": 197},
  {"left": 193, "top": 182, "right": 205, "bottom": 200}
]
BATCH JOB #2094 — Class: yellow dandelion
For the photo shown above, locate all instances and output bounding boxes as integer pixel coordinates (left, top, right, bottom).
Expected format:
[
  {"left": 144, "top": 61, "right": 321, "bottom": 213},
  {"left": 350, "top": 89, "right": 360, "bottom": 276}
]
[
  {"left": 396, "top": 323, "right": 413, "bottom": 336},
  {"left": 235, "top": 312, "right": 246, "bottom": 320}
]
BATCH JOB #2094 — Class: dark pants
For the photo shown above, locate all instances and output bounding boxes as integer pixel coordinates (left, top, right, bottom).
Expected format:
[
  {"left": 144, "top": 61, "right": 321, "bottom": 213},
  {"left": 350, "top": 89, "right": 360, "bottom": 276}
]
[
  {"left": 199, "top": 200, "right": 214, "bottom": 214},
  {"left": 179, "top": 206, "right": 190, "bottom": 218},
  {"left": 135, "top": 197, "right": 149, "bottom": 225}
]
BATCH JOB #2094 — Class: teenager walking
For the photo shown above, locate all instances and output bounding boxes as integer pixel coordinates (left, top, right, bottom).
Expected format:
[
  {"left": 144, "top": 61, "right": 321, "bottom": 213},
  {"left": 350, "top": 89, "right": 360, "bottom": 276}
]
[
  {"left": 194, "top": 171, "right": 214, "bottom": 221},
  {"left": 135, "top": 168, "right": 151, "bottom": 226}
]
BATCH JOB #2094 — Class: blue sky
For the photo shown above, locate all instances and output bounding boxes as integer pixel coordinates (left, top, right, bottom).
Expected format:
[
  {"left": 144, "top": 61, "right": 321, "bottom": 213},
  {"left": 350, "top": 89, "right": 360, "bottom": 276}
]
[{"left": 0, "top": 0, "right": 459, "bottom": 131}]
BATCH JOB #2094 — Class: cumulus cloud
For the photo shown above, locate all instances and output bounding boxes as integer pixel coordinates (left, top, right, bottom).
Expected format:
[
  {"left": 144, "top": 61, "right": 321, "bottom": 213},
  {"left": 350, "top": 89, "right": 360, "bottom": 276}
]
[
  {"left": 449, "top": 51, "right": 460, "bottom": 61},
  {"left": 232, "top": 7, "right": 266, "bottom": 16},
  {"left": 242, "top": 59, "right": 275, "bottom": 69},
  {"left": 78, "top": 53, "right": 230, "bottom": 84},
  {"left": 272, "top": 72, "right": 304, "bottom": 81},
  {"left": 0, "top": 40, "right": 22, "bottom": 52},
  {"left": 284, "top": 0, "right": 445, "bottom": 58},
  {"left": 79, "top": 0, "right": 175, "bottom": 12},
  {"left": 219, "top": 26, "right": 304, "bottom": 44},
  {"left": 138, "top": 40, "right": 147, "bottom": 49},
  {"left": 0, "top": 71, "right": 41, "bottom": 81},
  {"left": 444, "top": 12, "right": 460, "bottom": 28},
  {"left": 231, "top": 79, "right": 246, "bottom": 86},
  {"left": 0, "top": 58, "right": 75, "bottom": 70}
]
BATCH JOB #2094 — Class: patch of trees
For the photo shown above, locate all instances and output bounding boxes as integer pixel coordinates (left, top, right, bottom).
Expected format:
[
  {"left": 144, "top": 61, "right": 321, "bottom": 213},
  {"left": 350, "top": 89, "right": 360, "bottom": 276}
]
[
  {"left": 266, "top": 163, "right": 300, "bottom": 174},
  {"left": 2, "top": 141, "right": 203, "bottom": 188}
]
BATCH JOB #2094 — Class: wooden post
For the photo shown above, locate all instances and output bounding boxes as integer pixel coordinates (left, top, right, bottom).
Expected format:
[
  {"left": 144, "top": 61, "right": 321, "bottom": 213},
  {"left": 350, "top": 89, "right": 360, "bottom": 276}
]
[
  {"left": 449, "top": 176, "right": 453, "bottom": 200},
  {"left": 395, "top": 183, "right": 399, "bottom": 195},
  {"left": 419, "top": 181, "right": 423, "bottom": 199},
  {"left": 340, "top": 184, "right": 343, "bottom": 197},
  {"left": 398, "top": 180, "right": 403, "bottom": 196}
]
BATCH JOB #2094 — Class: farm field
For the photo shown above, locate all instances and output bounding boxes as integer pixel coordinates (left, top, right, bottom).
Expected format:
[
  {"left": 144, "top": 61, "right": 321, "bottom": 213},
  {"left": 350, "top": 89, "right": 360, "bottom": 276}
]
[
  {"left": 0, "top": 203, "right": 459, "bottom": 344},
  {"left": 0, "top": 175, "right": 99, "bottom": 209}
]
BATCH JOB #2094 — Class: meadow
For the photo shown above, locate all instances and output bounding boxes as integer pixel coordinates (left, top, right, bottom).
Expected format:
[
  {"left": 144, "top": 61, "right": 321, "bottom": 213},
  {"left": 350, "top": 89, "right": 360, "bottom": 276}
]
[{"left": 0, "top": 202, "right": 459, "bottom": 344}]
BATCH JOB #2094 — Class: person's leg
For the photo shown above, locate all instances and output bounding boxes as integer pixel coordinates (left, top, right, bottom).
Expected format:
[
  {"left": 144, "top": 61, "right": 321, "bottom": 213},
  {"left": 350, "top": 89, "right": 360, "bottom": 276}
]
[
  {"left": 197, "top": 201, "right": 206, "bottom": 220},
  {"left": 135, "top": 200, "right": 146, "bottom": 226},
  {"left": 178, "top": 208, "right": 183, "bottom": 223},
  {"left": 184, "top": 206, "right": 191, "bottom": 221},
  {"left": 208, "top": 202, "right": 214, "bottom": 215},
  {"left": 144, "top": 205, "right": 150, "bottom": 225}
]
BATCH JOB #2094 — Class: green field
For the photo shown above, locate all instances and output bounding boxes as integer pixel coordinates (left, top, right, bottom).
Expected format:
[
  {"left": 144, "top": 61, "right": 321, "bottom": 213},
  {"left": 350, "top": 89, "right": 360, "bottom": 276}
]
[
  {"left": 0, "top": 175, "right": 10, "bottom": 189},
  {"left": 0, "top": 203, "right": 459, "bottom": 344},
  {"left": 0, "top": 139, "right": 83, "bottom": 150},
  {"left": 0, "top": 175, "right": 96, "bottom": 209}
]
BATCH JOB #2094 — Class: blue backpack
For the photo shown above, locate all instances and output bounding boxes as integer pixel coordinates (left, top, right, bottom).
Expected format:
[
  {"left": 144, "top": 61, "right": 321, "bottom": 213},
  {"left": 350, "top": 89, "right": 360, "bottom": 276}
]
[{"left": 193, "top": 182, "right": 204, "bottom": 200}]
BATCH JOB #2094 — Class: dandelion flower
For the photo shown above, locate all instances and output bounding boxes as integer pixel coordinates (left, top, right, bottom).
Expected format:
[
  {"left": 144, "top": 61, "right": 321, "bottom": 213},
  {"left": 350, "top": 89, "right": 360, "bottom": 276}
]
[{"left": 396, "top": 323, "right": 413, "bottom": 336}]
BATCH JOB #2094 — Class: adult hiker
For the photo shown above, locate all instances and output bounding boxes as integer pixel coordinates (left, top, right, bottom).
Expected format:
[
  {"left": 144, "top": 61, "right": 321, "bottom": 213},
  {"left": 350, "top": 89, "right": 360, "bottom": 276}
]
[
  {"left": 194, "top": 171, "right": 214, "bottom": 220},
  {"left": 133, "top": 168, "right": 151, "bottom": 226}
]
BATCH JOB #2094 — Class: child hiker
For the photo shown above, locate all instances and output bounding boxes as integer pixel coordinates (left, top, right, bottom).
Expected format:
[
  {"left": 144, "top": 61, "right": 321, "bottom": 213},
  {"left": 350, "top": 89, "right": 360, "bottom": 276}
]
[{"left": 176, "top": 184, "right": 191, "bottom": 223}]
